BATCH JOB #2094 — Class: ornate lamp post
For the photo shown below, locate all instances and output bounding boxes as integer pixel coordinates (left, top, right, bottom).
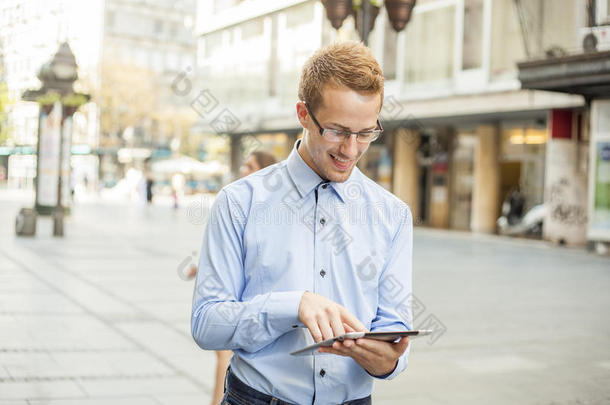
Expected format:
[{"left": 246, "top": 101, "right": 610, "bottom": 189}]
[
  {"left": 20, "top": 42, "right": 89, "bottom": 237},
  {"left": 321, "top": 0, "right": 417, "bottom": 45}
]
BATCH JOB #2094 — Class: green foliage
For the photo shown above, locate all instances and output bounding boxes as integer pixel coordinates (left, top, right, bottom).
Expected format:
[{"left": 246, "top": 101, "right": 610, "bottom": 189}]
[
  {"left": 62, "top": 93, "right": 88, "bottom": 107},
  {"left": 352, "top": 0, "right": 384, "bottom": 10},
  {"left": 35, "top": 91, "right": 61, "bottom": 106}
]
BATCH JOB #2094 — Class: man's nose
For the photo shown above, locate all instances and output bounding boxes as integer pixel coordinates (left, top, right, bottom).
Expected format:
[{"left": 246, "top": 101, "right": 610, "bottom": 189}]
[{"left": 339, "top": 134, "right": 359, "bottom": 158}]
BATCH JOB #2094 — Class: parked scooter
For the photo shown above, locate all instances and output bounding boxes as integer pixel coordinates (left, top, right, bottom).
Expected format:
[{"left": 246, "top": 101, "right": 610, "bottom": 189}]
[{"left": 497, "top": 203, "right": 547, "bottom": 237}]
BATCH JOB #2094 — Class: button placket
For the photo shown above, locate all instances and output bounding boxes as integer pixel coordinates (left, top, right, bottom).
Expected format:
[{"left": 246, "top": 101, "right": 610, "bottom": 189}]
[{"left": 313, "top": 182, "right": 333, "bottom": 399}]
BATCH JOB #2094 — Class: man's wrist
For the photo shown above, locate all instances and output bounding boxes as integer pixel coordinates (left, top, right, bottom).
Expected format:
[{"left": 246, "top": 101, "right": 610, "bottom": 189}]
[{"left": 367, "top": 359, "right": 398, "bottom": 379}]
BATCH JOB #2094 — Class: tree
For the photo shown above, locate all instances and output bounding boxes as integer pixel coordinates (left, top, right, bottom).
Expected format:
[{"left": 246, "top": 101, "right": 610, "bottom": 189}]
[
  {"left": 0, "top": 67, "right": 12, "bottom": 146},
  {"left": 94, "top": 58, "right": 196, "bottom": 151},
  {"left": 95, "top": 59, "right": 160, "bottom": 147}
]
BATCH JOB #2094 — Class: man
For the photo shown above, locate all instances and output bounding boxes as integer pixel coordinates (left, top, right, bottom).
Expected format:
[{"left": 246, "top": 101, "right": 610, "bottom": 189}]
[{"left": 192, "top": 41, "right": 413, "bottom": 405}]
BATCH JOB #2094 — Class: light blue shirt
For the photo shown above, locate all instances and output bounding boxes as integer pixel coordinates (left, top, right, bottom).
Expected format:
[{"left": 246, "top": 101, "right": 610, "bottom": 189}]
[{"left": 191, "top": 140, "right": 413, "bottom": 405}]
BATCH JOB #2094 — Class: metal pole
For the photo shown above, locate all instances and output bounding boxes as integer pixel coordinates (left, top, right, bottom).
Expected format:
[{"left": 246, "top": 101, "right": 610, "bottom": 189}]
[
  {"left": 361, "top": 0, "right": 371, "bottom": 46},
  {"left": 587, "top": 0, "right": 597, "bottom": 27},
  {"left": 53, "top": 102, "right": 64, "bottom": 237}
]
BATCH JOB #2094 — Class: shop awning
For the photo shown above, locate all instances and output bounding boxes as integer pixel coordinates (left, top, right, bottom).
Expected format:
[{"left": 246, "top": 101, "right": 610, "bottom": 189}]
[{"left": 517, "top": 51, "right": 610, "bottom": 97}]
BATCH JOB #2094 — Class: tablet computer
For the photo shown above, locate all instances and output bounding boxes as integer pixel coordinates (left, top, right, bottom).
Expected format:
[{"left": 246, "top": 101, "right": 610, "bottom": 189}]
[{"left": 290, "top": 330, "right": 432, "bottom": 356}]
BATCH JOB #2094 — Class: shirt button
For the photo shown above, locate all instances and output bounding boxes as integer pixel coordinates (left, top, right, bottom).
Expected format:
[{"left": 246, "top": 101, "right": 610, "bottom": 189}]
[
  {"left": 320, "top": 269, "right": 326, "bottom": 278},
  {"left": 322, "top": 184, "right": 328, "bottom": 189},
  {"left": 319, "top": 369, "right": 326, "bottom": 377},
  {"left": 319, "top": 218, "right": 326, "bottom": 225}
]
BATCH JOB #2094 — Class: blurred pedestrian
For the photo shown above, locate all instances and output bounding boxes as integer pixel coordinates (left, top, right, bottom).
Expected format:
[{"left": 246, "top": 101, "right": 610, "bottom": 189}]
[
  {"left": 171, "top": 173, "right": 185, "bottom": 210},
  {"left": 504, "top": 185, "right": 525, "bottom": 225},
  {"left": 146, "top": 176, "right": 154, "bottom": 204},
  {"left": 239, "top": 150, "right": 277, "bottom": 178}
]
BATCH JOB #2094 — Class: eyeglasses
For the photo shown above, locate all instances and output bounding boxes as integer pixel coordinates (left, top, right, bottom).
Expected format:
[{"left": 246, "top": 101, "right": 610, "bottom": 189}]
[{"left": 304, "top": 102, "right": 383, "bottom": 144}]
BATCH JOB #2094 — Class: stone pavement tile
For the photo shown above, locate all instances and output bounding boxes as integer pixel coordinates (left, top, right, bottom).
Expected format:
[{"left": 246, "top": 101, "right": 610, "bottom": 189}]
[
  {"left": 0, "top": 315, "right": 37, "bottom": 349},
  {"left": 114, "top": 321, "right": 198, "bottom": 357},
  {"left": 0, "top": 292, "right": 84, "bottom": 315},
  {"left": 40, "top": 276, "right": 138, "bottom": 319},
  {"left": 12, "top": 315, "right": 135, "bottom": 351},
  {"left": 0, "top": 352, "right": 60, "bottom": 379},
  {"left": 0, "top": 274, "right": 52, "bottom": 294},
  {"left": 0, "top": 364, "right": 10, "bottom": 379},
  {"left": 51, "top": 351, "right": 175, "bottom": 376},
  {"left": 104, "top": 281, "right": 193, "bottom": 304},
  {"left": 168, "top": 352, "right": 216, "bottom": 390},
  {"left": 1, "top": 248, "right": 141, "bottom": 320},
  {"left": 1, "top": 351, "right": 173, "bottom": 379},
  {"left": 154, "top": 393, "right": 211, "bottom": 405},
  {"left": 0, "top": 257, "right": 23, "bottom": 272},
  {"left": 596, "top": 360, "right": 610, "bottom": 370},
  {"left": 77, "top": 376, "right": 201, "bottom": 396},
  {"left": 133, "top": 300, "right": 191, "bottom": 324},
  {"left": 28, "top": 397, "right": 158, "bottom": 405},
  {"left": 373, "top": 394, "right": 443, "bottom": 405},
  {"left": 0, "top": 381, "right": 84, "bottom": 400},
  {"left": 454, "top": 354, "right": 546, "bottom": 373}
]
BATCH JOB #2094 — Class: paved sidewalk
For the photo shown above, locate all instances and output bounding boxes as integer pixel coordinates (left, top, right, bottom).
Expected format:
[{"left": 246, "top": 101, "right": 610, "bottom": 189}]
[{"left": 1, "top": 192, "right": 609, "bottom": 404}]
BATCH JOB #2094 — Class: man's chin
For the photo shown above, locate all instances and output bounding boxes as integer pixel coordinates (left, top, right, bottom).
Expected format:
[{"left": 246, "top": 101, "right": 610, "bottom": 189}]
[{"left": 325, "top": 167, "right": 353, "bottom": 183}]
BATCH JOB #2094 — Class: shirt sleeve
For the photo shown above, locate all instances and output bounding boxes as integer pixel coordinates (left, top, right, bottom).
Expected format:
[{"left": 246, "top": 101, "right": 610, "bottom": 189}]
[
  {"left": 191, "top": 189, "right": 305, "bottom": 353},
  {"left": 369, "top": 204, "right": 413, "bottom": 380}
]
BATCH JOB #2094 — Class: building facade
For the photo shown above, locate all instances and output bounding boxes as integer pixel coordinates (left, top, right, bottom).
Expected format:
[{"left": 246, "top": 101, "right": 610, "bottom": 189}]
[
  {"left": 0, "top": 0, "right": 197, "bottom": 190},
  {"left": 195, "top": 0, "right": 598, "bottom": 243}
]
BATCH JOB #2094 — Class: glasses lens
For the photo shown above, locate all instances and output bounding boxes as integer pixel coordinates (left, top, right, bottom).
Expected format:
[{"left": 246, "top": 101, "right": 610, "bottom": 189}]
[
  {"left": 356, "top": 130, "right": 381, "bottom": 143},
  {"left": 322, "top": 129, "right": 382, "bottom": 143},
  {"left": 322, "top": 129, "right": 346, "bottom": 142}
]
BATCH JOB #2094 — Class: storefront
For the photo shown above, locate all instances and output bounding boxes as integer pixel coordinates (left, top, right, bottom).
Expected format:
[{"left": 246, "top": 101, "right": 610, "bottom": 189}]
[
  {"left": 519, "top": 50, "right": 610, "bottom": 247},
  {"left": 389, "top": 114, "right": 550, "bottom": 233}
]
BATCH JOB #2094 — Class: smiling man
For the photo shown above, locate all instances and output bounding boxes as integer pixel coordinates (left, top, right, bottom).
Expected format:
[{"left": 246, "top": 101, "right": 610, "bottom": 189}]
[{"left": 192, "top": 41, "right": 413, "bottom": 405}]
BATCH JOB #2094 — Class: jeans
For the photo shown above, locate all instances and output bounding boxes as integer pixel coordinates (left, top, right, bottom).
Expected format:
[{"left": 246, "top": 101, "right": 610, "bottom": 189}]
[{"left": 221, "top": 367, "right": 372, "bottom": 405}]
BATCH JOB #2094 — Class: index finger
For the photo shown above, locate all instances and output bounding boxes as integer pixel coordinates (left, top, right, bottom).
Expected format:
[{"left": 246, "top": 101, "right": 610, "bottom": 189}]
[{"left": 339, "top": 307, "right": 367, "bottom": 332}]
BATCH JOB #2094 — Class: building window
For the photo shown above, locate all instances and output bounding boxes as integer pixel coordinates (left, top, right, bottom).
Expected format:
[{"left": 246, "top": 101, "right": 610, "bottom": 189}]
[
  {"left": 106, "top": 10, "right": 115, "bottom": 28},
  {"left": 241, "top": 18, "right": 264, "bottom": 39},
  {"left": 403, "top": 6, "right": 455, "bottom": 84},
  {"left": 154, "top": 19, "right": 163, "bottom": 34},
  {"left": 213, "top": 0, "right": 242, "bottom": 13},
  {"left": 491, "top": 0, "right": 579, "bottom": 79},
  {"left": 462, "top": 0, "right": 483, "bottom": 70},
  {"left": 203, "top": 31, "right": 224, "bottom": 59},
  {"left": 286, "top": 2, "right": 314, "bottom": 27},
  {"left": 383, "top": 16, "right": 398, "bottom": 80}
]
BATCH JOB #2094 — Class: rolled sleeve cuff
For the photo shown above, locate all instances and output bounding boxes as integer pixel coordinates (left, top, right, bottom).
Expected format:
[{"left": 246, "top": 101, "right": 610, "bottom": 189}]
[{"left": 267, "top": 290, "right": 306, "bottom": 332}]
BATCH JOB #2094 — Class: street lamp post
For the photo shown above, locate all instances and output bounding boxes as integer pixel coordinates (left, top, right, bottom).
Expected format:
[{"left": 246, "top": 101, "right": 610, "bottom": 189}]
[
  {"left": 20, "top": 42, "right": 89, "bottom": 237},
  {"left": 321, "top": 0, "right": 417, "bottom": 45}
]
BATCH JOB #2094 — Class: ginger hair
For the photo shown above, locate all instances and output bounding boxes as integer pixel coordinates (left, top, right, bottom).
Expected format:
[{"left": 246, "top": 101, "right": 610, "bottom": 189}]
[{"left": 298, "top": 40, "right": 384, "bottom": 113}]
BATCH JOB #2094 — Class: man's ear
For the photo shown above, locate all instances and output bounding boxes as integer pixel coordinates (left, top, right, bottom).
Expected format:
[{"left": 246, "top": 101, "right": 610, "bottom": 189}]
[{"left": 296, "top": 101, "right": 308, "bottom": 128}]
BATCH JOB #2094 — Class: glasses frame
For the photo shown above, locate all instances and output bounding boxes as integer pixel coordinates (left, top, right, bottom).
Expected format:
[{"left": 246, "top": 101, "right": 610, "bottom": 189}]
[{"left": 303, "top": 102, "right": 383, "bottom": 144}]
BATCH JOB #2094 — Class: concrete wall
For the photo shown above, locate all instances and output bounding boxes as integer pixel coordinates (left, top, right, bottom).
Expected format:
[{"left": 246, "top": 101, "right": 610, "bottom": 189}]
[{"left": 543, "top": 109, "right": 588, "bottom": 245}]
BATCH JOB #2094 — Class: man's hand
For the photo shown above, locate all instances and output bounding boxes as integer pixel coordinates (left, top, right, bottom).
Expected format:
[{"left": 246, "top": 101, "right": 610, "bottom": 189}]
[
  {"left": 318, "top": 324, "right": 409, "bottom": 377},
  {"left": 298, "top": 291, "right": 367, "bottom": 342}
]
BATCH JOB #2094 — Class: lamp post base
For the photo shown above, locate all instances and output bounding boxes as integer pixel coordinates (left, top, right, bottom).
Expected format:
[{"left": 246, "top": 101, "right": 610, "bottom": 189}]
[
  {"left": 15, "top": 208, "right": 37, "bottom": 237},
  {"left": 53, "top": 206, "right": 64, "bottom": 237}
]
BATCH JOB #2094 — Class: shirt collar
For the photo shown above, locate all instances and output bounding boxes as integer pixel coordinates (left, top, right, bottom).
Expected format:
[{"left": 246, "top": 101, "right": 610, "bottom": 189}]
[{"left": 286, "top": 139, "right": 361, "bottom": 203}]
